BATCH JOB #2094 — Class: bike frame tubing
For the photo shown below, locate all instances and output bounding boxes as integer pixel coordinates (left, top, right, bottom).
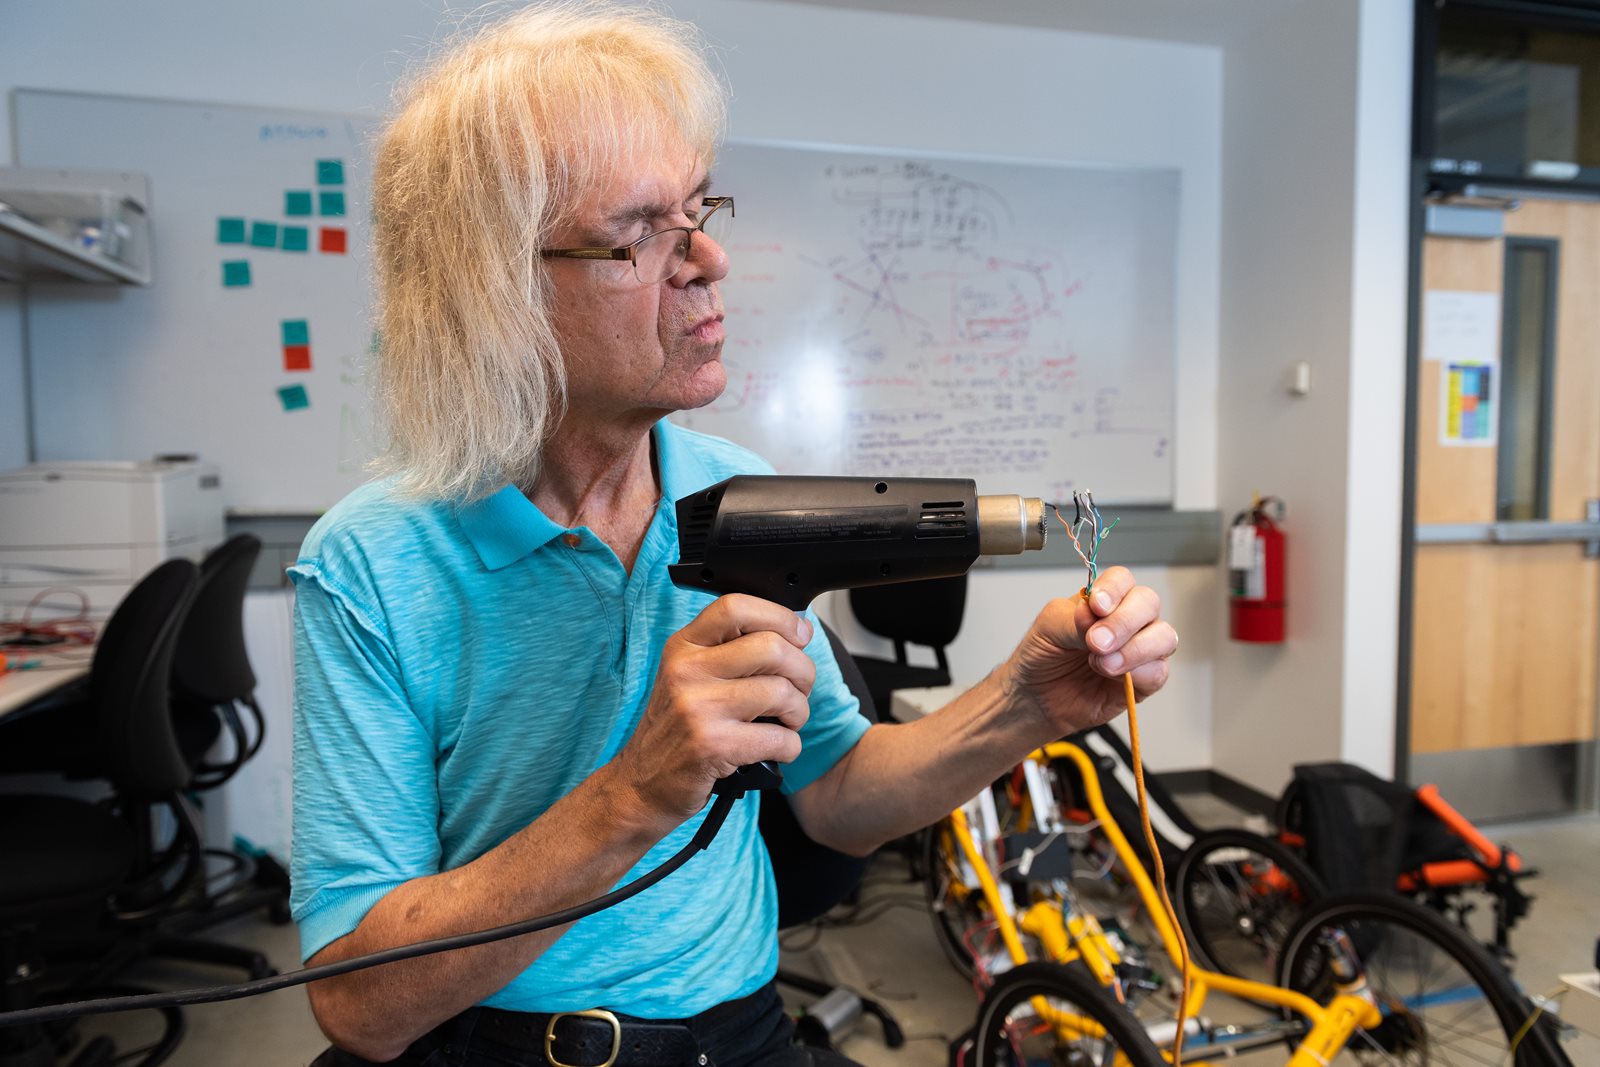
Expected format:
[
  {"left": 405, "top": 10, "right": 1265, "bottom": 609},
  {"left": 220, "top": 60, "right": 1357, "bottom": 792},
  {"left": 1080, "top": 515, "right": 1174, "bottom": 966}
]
[{"left": 945, "top": 742, "right": 1382, "bottom": 1064}]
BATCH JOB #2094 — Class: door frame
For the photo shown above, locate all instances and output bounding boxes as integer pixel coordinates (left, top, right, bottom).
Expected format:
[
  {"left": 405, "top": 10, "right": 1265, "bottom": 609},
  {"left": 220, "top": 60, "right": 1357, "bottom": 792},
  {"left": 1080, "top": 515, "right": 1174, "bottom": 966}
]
[{"left": 1396, "top": 0, "right": 1600, "bottom": 810}]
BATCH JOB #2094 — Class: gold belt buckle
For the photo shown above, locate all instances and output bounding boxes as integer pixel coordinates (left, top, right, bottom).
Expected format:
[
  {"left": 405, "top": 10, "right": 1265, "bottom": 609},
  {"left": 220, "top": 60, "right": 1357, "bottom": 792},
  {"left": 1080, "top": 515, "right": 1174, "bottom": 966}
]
[{"left": 545, "top": 1008, "right": 622, "bottom": 1067}]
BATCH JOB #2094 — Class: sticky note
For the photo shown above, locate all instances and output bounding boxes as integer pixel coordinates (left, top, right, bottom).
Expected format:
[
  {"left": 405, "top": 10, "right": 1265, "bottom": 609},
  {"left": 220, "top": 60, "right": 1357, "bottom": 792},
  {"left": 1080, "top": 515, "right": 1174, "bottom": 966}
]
[
  {"left": 283, "top": 345, "right": 312, "bottom": 372},
  {"left": 250, "top": 221, "right": 279, "bottom": 248},
  {"left": 282, "top": 225, "right": 309, "bottom": 252},
  {"left": 278, "top": 384, "right": 310, "bottom": 411},
  {"left": 285, "top": 190, "right": 313, "bottom": 216},
  {"left": 217, "top": 217, "right": 246, "bottom": 244},
  {"left": 222, "top": 260, "right": 251, "bottom": 287},
  {"left": 319, "top": 191, "right": 346, "bottom": 217},
  {"left": 317, "top": 159, "right": 345, "bottom": 185},
  {"left": 319, "top": 227, "right": 347, "bottom": 254},
  {"left": 281, "top": 319, "right": 310, "bottom": 347}
]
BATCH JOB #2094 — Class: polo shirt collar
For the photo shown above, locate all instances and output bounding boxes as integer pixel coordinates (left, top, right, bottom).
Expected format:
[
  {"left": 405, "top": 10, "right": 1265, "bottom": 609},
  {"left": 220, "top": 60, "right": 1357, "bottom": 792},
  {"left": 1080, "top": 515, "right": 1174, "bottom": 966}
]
[
  {"left": 457, "top": 420, "right": 716, "bottom": 571},
  {"left": 456, "top": 483, "right": 565, "bottom": 571}
]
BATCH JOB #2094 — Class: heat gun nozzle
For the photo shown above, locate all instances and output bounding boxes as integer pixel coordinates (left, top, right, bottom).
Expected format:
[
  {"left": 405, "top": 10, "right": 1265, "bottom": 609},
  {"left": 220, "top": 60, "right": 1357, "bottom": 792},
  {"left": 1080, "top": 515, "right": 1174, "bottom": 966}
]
[{"left": 976, "top": 495, "right": 1047, "bottom": 555}]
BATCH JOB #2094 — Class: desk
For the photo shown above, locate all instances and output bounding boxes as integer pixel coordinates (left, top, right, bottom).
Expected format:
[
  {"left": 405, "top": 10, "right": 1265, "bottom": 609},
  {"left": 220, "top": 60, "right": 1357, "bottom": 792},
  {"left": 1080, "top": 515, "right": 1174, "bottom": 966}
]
[
  {"left": 0, "top": 646, "right": 92, "bottom": 720},
  {"left": 889, "top": 684, "right": 972, "bottom": 722}
]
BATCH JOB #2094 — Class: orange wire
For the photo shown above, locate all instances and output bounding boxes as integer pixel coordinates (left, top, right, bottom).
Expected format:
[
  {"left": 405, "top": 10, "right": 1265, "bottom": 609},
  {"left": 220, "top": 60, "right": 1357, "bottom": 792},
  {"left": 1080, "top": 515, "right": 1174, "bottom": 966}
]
[
  {"left": 1125, "top": 670, "right": 1191, "bottom": 1065},
  {"left": 1084, "top": 585, "right": 1190, "bottom": 1064}
]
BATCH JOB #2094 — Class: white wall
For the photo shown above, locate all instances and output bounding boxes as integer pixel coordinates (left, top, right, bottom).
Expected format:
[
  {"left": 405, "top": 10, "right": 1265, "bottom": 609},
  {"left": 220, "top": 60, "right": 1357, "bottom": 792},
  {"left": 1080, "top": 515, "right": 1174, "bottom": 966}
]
[
  {"left": 1212, "top": 0, "right": 1410, "bottom": 795},
  {"left": 0, "top": 288, "right": 23, "bottom": 469},
  {"left": 1339, "top": 0, "right": 1411, "bottom": 780},
  {"left": 1, "top": 0, "right": 1225, "bottom": 771}
]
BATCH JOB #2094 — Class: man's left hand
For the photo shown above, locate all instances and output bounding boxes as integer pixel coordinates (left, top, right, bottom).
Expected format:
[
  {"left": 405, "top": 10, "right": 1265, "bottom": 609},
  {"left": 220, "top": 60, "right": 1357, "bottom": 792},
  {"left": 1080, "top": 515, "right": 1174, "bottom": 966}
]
[{"left": 1002, "top": 566, "right": 1178, "bottom": 735}]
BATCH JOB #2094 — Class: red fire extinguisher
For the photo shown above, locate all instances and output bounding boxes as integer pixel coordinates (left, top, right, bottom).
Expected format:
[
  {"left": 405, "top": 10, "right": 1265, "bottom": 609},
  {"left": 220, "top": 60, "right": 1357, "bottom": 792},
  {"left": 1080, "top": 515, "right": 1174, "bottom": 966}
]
[{"left": 1229, "top": 496, "right": 1285, "bottom": 643}]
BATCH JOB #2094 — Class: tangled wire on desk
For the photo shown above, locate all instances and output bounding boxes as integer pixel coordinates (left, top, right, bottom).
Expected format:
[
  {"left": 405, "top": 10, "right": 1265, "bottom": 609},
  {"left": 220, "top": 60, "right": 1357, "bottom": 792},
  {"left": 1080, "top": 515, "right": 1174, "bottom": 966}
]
[{"left": 1, "top": 588, "right": 98, "bottom": 651}]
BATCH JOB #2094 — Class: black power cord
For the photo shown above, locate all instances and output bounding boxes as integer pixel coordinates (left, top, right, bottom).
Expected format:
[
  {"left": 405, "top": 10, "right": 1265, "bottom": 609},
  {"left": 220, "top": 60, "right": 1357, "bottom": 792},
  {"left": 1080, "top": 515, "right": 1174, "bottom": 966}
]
[{"left": 0, "top": 792, "right": 740, "bottom": 1030}]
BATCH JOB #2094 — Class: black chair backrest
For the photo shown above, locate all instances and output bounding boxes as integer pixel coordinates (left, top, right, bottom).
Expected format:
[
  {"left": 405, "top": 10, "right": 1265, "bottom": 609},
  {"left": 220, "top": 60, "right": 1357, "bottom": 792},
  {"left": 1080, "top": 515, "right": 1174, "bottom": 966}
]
[
  {"left": 89, "top": 558, "right": 200, "bottom": 796},
  {"left": 759, "top": 621, "right": 879, "bottom": 929},
  {"left": 848, "top": 574, "right": 967, "bottom": 666},
  {"left": 172, "top": 534, "right": 262, "bottom": 703}
]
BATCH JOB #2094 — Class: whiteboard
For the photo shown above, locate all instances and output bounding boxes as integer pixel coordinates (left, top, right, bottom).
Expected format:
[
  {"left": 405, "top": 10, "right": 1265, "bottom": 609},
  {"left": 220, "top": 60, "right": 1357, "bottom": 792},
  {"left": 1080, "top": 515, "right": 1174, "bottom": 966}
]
[
  {"left": 15, "top": 90, "right": 379, "bottom": 513},
  {"left": 15, "top": 93, "right": 1178, "bottom": 511},
  {"left": 676, "top": 141, "right": 1179, "bottom": 505}
]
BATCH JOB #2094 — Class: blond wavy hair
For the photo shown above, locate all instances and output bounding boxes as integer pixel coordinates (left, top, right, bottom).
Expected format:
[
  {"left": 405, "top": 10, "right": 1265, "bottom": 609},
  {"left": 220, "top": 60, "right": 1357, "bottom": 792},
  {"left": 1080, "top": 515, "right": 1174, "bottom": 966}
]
[{"left": 370, "top": 2, "right": 727, "bottom": 501}]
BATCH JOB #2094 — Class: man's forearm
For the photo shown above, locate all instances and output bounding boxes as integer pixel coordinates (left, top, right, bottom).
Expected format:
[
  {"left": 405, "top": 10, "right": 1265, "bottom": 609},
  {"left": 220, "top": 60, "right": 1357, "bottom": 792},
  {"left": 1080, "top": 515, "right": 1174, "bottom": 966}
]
[
  {"left": 793, "top": 667, "right": 1056, "bottom": 856},
  {"left": 306, "top": 765, "right": 677, "bottom": 1061}
]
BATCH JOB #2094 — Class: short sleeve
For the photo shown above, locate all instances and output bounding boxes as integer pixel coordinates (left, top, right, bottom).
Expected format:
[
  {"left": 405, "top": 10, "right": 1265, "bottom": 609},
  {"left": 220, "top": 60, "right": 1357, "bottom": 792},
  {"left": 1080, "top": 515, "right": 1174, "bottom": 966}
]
[
  {"left": 288, "top": 561, "right": 443, "bottom": 962},
  {"left": 779, "top": 611, "right": 871, "bottom": 795}
]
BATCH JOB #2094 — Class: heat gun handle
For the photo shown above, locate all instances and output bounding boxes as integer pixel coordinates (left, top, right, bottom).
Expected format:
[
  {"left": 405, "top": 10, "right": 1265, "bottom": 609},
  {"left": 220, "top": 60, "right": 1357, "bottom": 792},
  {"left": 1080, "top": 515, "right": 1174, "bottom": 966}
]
[
  {"left": 712, "top": 761, "right": 784, "bottom": 796},
  {"left": 713, "top": 716, "right": 786, "bottom": 796}
]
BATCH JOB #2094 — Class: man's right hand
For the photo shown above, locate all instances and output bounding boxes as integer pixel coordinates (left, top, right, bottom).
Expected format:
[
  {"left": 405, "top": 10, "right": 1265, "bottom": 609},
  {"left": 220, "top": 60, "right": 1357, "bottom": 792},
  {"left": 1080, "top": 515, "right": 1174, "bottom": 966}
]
[{"left": 611, "top": 594, "right": 816, "bottom": 818}]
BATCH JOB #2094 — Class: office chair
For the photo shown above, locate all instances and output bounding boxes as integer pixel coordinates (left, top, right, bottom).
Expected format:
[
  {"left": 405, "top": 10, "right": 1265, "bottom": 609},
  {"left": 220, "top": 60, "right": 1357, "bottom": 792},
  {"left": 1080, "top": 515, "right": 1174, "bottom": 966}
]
[
  {"left": 169, "top": 534, "right": 265, "bottom": 789},
  {"left": 759, "top": 622, "right": 903, "bottom": 1052},
  {"left": 157, "top": 533, "right": 293, "bottom": 957},
  {"left": 0, "top": 556, "right": 276, "bottom": 983},
  {"left": 846, "top": 574, "right": 967, "bottom": 723},
  {"left": 0, "top": 558, "right": 199, "bottom": 1067}
]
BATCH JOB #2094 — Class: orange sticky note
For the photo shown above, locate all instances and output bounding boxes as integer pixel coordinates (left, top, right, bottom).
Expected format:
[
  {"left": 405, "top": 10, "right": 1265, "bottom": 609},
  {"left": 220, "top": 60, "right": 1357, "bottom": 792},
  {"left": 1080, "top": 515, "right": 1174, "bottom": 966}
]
[
  {"left": 319, "top": 227, "right": 347, "bottom": 254},
  {"left": 284, "top": 345, "right": 312, "bottom": 371}
]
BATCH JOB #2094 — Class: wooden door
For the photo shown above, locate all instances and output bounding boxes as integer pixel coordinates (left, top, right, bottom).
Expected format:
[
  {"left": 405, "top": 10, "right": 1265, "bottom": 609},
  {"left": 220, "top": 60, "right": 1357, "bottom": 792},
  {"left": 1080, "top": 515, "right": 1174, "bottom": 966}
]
[{"left": 1410, "top": 200, "right": 1600, "bottom": 817}]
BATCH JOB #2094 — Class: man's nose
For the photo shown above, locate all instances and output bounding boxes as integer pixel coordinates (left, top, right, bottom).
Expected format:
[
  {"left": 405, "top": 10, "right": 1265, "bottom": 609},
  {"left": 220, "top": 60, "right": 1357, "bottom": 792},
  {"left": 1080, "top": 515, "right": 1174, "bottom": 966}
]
[{"left": 671, "top": 229, "right": 729, "bottom": 286}]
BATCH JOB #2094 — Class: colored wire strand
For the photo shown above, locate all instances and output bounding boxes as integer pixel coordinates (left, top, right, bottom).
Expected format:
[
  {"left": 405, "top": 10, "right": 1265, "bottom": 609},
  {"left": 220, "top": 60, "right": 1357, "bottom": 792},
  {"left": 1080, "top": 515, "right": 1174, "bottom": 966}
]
[{"left": 1061, "top": 493, "right": 1190, "bottom": 1065}]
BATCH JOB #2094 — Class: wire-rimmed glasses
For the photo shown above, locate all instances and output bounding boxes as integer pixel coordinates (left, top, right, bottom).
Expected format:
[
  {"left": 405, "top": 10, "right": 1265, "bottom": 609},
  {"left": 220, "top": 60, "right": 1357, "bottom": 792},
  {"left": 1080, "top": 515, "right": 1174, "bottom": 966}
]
[{"left": 540, "top": 195, "right": 734, "bottom": 284}]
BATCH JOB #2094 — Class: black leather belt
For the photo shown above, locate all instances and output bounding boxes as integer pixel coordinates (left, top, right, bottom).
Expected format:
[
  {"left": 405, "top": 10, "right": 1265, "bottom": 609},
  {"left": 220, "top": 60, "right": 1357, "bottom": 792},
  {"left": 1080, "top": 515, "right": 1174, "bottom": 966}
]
[{"left": 472, "top": 1006, "right": 703, "bottom": 1067}]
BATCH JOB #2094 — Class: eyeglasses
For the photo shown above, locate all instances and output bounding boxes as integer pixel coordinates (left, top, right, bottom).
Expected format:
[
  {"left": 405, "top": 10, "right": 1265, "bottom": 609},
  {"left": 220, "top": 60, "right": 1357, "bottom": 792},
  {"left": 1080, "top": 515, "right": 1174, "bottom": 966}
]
[{"left": 540, "top": 196, "right": 735, "bottom": 285}]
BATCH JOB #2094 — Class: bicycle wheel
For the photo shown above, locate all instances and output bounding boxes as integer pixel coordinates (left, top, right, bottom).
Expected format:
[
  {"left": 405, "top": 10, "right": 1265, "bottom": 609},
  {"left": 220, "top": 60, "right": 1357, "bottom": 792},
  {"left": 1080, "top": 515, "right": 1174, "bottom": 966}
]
[
  {"left": 971, "top": 961, "right": 1167, "bottom": 1067},
  {"left": 1174, "top": 828, "right": 1324, "bottom": 983},
  {"left": 922, "top": 821, "right": 984, "bottom": 979},
  {"left": 1276, "top": 893, "right": 1571, "bottom": 1066}
]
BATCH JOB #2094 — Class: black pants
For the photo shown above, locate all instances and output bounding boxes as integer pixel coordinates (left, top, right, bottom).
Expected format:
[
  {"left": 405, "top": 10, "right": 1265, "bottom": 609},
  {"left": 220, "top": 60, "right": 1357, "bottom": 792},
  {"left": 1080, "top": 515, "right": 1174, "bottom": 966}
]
[{"left": 311, "top": 981, "right": 864, "bottom": 1067}]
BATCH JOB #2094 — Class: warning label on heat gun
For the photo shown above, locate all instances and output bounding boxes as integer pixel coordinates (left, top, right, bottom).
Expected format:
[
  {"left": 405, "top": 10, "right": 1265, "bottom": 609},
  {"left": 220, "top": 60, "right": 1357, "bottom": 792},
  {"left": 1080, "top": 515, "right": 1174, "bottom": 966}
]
[{"left": 720, "top": 506, "right": 908, "bottom": 544}]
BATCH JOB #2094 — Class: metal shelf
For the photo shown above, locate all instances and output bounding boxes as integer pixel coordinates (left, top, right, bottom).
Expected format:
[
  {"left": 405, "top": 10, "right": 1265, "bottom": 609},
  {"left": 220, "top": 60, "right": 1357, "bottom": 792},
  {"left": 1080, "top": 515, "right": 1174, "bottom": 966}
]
[{"left": 0, "top": 206, "right": 149, "bottom": 286}]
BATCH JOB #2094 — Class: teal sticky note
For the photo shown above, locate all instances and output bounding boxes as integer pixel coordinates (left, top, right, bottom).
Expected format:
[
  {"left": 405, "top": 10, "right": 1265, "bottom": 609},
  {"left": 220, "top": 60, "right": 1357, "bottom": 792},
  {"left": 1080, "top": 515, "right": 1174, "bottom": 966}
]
[
  {"left": 222, "top": 260, "right": 251, "bottom": 287},
  {"left": 285, "top": 190, "right": 313, "bottom": 216},
  {"left": 281, "top": 225, "right": 309, "bottom": 252},
  {"left": 281, "top": 319, "right": 310, "bottom": 347},
  {"left": 317, "top": 159, "right": 345, "bottom": 185},
  {"left": 217, "top": 217, "right": 246, "bottom": 244},
  {"left": 278, "top": 384, "right": 310, "bottom": 411},
  {"left": 318, "top": 191, "right": 346, "bottom": 217},
  {"left": 250, "top": 221, "right": 279, "bottom": 248}
]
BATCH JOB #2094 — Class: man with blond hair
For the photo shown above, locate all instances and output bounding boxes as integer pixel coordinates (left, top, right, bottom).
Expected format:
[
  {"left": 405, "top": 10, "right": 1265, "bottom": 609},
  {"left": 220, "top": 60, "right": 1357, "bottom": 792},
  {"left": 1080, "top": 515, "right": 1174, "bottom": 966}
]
[{"left": 292, "top": 4, "right": 1178, "bottom": 1065}]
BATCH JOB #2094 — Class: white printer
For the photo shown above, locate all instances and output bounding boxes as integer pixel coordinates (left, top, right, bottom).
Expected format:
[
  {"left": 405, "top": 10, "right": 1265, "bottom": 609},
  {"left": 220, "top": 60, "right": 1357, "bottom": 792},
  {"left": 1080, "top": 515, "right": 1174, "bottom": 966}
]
[{"left": 0, "top": 459, "right": 225, "bottom": 621}]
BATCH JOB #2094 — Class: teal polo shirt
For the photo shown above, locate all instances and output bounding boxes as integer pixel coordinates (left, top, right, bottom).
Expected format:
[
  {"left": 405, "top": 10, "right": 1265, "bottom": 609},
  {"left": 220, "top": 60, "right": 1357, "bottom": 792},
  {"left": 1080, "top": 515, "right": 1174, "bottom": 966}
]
[{"left": 287, "top": 420, "right": 870, "bottom": 1017}]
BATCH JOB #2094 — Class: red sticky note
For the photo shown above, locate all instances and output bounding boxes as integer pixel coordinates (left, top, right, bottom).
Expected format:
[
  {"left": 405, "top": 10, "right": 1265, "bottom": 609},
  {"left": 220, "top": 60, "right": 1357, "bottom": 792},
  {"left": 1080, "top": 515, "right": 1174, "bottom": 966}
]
[
  {"left": 284, "top": 345, "right": 312, "bottom": 371},
  {"left": 319, "top": 227, "right": 347, "bottom": 254}
]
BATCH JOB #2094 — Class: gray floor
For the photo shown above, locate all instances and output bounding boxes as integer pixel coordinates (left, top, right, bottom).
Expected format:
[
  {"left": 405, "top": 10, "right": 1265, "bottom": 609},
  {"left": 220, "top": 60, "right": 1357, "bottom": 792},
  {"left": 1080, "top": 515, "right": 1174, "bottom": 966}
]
[{"left": 69, "top": 796, "right": 1600, "bottom": 1065}]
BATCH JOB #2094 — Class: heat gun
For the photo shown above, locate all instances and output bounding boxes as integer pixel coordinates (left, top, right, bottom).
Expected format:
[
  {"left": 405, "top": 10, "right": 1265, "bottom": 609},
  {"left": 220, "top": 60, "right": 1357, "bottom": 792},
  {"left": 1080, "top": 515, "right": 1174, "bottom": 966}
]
[
  {"left": 669, "top": 475, "right": 1047, "bottom": 609},
  {"left": 669, "top": 475, "right": 1048, "bottom": 794}
]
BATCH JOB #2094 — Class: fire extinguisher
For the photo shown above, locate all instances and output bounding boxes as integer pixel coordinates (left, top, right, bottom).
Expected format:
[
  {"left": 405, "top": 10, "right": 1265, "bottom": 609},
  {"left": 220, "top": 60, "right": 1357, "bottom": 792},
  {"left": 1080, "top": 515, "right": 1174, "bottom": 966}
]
[{"left": 1229, "top": 496, "right": 1285, "bottom": 643}]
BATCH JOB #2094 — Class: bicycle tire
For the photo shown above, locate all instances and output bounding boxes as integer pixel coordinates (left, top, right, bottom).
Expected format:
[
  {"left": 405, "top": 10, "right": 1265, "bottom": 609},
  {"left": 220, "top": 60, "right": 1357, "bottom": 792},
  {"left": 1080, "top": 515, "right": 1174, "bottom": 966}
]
[
  {"left": 921, "top": 822, "right": 982, "bottom": 979},
  {"left": 1275, "top": 892, "right": 1571, "bottom": 1067},
  {"left": 1173, "top": 827, "right": 1325, "bottom": 983},
  {"left": 971, "top": 961, "right": 1167, "bottom": 1067}
]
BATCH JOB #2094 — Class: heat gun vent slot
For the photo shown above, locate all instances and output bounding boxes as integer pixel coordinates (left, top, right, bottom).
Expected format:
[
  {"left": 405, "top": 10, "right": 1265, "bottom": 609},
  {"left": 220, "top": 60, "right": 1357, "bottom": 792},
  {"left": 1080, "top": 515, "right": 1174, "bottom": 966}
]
[
  {"left": 915, "top": 501, "right": 968, "bottom": 539},
  {"left": 679, "top": 501, "right": 716, "bottom": 562}
]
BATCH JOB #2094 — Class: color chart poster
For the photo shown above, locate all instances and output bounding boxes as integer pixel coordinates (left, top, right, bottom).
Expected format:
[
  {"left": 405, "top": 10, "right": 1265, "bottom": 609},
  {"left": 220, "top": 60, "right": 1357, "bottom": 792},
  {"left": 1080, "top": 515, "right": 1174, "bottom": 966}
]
[{"left": 1441, "top": 361, "right": 1496, "bottom": 447}]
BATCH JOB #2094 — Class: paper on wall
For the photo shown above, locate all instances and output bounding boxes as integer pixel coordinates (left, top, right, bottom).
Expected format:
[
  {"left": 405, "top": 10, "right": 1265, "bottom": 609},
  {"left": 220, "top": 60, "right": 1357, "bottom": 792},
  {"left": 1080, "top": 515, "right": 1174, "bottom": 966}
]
[{"left": 1423, "top": 290, "right": 1500, "bottom": 364}]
